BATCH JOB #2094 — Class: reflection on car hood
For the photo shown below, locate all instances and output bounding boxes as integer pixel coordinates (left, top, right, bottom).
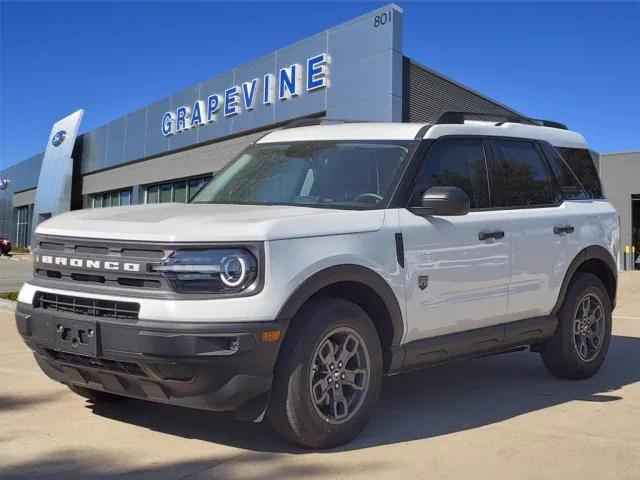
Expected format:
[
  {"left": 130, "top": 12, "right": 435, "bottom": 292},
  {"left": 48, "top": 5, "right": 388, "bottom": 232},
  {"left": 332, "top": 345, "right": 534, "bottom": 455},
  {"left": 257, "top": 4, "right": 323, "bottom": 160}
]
[{"left": 35, "top": 203, "right": 386, "bottom": 242}]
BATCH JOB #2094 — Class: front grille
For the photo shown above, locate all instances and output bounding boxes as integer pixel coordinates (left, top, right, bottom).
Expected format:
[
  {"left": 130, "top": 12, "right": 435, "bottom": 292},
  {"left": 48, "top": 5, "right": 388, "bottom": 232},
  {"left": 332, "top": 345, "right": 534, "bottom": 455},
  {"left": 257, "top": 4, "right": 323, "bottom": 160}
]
[
  {"left": 38, "top": 239, "right": 164, "bottom": 259},
  {"left": 45, "top": 348, "right": 146, "bottom": 376},
  {"left": 34, "top": 292, "right": 140, "bottom": 320},
  {"left": 33, "top": 235, "right": 170, "bottom": 293},
  {"left": 35, "top": 269, "right": 162, "bottom": 289}
]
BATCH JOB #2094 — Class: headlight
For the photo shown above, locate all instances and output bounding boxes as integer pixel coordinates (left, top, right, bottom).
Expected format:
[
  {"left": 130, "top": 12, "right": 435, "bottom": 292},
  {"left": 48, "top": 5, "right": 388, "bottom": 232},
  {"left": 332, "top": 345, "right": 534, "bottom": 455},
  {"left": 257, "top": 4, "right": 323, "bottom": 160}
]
[{"left": 151, "top": 249, "right": 258, "bottom": 294}]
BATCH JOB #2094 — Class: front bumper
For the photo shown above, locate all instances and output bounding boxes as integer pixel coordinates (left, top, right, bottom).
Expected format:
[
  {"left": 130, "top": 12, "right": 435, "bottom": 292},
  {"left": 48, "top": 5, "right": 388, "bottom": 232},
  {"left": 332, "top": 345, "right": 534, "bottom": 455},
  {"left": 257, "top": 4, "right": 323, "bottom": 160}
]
[{"left": 15, "top": 302, "right": 288, "bottom": 418}]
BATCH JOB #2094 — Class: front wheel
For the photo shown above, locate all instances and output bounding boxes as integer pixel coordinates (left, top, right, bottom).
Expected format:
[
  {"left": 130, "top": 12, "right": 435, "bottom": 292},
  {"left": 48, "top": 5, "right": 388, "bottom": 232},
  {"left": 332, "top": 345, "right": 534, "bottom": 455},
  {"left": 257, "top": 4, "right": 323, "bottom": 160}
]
[
  {"left": 268, "top": 298, "right": 383, "bottom": 449},
  {"left": 541, "top": 272, "right": 612, "bottom": 379}
]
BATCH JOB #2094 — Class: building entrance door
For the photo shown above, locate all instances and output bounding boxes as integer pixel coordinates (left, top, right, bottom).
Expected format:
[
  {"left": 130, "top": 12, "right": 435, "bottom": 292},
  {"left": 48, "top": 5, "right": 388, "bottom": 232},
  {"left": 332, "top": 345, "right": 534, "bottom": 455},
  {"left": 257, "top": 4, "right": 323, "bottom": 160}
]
[{"left": 633, "top": 195, "right": 640, "bottom": 270}]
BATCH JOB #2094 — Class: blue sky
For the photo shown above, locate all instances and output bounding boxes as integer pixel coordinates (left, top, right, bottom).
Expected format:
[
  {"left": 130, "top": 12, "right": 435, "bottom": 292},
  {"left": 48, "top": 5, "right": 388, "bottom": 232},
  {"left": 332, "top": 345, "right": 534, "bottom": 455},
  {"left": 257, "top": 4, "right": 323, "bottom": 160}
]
[{"left": 1, "top": 1, "right": 638, "bottom": 170}]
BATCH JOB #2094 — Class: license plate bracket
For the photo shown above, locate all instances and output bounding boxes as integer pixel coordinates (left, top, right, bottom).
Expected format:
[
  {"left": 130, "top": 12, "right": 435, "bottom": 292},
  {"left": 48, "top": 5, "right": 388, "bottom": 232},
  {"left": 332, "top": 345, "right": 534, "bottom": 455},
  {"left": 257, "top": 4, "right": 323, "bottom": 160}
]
[{"left": 54, "top": 318, "right": 98, "bottom": 357}]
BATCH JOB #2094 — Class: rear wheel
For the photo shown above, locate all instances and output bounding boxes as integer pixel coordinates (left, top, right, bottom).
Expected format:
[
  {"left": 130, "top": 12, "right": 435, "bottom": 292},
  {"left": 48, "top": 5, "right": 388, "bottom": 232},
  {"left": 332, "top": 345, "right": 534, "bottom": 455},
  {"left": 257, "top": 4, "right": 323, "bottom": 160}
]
[
  {"left": 541, "top": 273, "right": 612, "bottom": 379},
  {"left": 67, "top": 384, "right": 125, "bottom": 403},
  {"left": 269, "top": 298, "right": 383, "bottom": 448}
]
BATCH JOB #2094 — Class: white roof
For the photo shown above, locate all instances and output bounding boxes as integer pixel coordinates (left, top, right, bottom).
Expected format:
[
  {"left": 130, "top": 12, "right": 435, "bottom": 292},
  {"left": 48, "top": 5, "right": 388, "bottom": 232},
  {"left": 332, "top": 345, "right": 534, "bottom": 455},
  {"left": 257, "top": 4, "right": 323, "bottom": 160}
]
[
  {"left": 424, "top": 122, "right": 588, "bottom": 149},
  {"left": 257, "top": 121, "right": 589, "bottom": 149},
  {"left": 258, "top": 123, "right": 426, "bottom": 143}
]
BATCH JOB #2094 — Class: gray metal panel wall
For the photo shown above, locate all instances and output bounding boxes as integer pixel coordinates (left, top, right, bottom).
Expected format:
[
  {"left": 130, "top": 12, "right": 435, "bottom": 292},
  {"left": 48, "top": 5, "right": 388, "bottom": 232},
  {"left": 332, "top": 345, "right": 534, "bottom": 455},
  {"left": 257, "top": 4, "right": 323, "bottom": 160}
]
[
  {"left": 13, "top": 188, "right": 37, "bottom": 208},
  {"left": 81, "top": 129, "right": 272, "bottom": 195},
  {"left": 0, "top": 153, "right": 43, "bottom": 241},
  {"left": 77, "top": 3, "right": 403, "bottom": 176},
  {"left": 403, "top": 58, "right": 523, "bottom": 123},
  {"left": 598, "top": 151, "right": 640, "bottom": 256}
]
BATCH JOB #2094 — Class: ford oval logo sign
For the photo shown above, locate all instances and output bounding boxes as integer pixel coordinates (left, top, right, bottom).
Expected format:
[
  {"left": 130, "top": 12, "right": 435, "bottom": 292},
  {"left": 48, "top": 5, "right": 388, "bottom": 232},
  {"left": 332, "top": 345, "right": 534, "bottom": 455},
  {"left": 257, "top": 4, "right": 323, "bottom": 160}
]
[
  {"left": 0, "top": 177, "right": 10, "bottom": 191},
  {"left": 52, "top": 130, "right": 67, "bottom": 147}
]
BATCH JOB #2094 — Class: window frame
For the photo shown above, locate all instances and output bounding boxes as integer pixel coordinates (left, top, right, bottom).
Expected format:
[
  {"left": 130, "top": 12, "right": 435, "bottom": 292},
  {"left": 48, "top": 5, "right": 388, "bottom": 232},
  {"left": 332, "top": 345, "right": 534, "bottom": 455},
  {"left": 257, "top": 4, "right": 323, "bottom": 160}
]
[
  {"left": 14, "top": 204, "right": 33, "bottom": 247},
  {"left": 144, "top": 175, "right": 213, "bottom": 205},
  {"left": 87, "top": 187, "right": 133, "bottom": 209}
]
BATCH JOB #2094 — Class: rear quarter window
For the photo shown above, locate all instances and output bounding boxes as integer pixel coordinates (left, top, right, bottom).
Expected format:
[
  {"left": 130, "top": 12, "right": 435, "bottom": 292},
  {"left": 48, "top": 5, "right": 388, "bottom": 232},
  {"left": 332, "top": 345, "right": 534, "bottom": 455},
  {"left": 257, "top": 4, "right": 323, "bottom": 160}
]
[
  {"left": 542, "top": 145, "right": 589, "bottom": 200},
  {"left": 556, "top": 147, "right": 603, "bottom": 199}
]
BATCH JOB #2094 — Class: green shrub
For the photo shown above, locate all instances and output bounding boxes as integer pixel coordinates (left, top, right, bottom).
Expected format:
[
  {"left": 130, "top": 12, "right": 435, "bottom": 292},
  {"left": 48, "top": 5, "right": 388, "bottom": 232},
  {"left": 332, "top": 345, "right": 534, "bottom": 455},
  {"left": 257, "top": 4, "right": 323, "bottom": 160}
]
[{"left": 0, "top": 292, "right": 18, "bottom": 301}]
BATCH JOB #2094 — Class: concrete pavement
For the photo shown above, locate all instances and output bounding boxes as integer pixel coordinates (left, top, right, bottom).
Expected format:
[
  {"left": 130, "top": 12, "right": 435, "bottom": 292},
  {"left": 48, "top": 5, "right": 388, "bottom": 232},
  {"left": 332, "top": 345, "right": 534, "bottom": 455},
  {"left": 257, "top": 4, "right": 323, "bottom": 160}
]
[
  {"left": 1, "top": 273, "right": 639, "bottom": 479},
  {"left": 0, "top": 255, "right": 33, "bottom": 293}
]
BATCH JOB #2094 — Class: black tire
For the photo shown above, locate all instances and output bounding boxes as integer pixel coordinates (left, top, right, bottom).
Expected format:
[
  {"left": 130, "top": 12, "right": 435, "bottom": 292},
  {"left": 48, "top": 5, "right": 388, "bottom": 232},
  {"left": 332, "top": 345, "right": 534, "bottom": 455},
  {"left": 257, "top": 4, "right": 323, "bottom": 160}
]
[
  {"left": 541, "top": 272, "right": 612, "bottom": 379},
  {"left": 268, "top": 297, "right": 383, "bottom": 449},
  {"left": 67, "top": 384, "right": 126, "bottom": 403}
]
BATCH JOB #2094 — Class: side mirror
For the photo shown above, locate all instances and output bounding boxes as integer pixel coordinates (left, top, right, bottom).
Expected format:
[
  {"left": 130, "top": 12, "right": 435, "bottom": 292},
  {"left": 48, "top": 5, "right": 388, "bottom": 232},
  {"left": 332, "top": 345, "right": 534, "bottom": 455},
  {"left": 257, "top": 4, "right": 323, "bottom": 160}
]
[{"left": 409, "top": 186, "right": 470, "bottom": 217}]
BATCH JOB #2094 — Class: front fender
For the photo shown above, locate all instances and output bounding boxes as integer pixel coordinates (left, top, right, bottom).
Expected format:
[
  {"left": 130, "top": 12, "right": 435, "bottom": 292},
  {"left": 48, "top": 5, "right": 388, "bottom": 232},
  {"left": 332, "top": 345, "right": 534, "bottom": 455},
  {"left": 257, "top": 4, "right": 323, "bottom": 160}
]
[{"left": 276, "top": 263, "right": 405, "bottom": 346}]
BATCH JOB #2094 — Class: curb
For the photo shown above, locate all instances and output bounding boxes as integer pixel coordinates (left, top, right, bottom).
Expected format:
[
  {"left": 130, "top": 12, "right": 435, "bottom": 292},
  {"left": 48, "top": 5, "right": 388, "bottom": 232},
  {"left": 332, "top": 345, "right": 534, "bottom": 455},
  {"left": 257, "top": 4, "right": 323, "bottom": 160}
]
[
  {"left": 0, "top": 299, "right": 16, "bottom": 314},
  {"left": 0, "top": 254, "right": 32, "bottom": 262}
]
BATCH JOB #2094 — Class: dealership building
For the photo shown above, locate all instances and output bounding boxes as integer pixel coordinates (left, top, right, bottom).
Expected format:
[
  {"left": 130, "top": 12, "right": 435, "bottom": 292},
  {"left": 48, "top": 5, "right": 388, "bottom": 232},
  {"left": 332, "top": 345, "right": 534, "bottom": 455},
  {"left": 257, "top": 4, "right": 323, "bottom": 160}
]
[{"left": 0, "top": 4, "right": 638, "bottom": 269}]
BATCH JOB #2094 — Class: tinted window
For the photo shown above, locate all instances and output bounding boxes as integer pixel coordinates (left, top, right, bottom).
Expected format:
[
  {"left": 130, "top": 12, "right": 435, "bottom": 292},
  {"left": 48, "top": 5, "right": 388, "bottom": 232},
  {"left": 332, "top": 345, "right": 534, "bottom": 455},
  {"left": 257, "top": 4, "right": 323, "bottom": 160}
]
[
  {"left": 556, "top": 148, "right": 603, "bottom": 199},
  {"left": 120, "top": 190, "right": 131, "bottom": 206},
  {"left": 543, "top": 145, "right": 588, "bottom": 200},
  {"left": 147, "top": 186, "right": 159, "bottom": 204},
  {"left": 493, "top": 140, "right": 554, "bottom": 207},
  {"left": 413, "top": 138, "right": 490, "bottom": 209},
  {"left": 189, "top": 177, "right": 210, "bottom": 201}
]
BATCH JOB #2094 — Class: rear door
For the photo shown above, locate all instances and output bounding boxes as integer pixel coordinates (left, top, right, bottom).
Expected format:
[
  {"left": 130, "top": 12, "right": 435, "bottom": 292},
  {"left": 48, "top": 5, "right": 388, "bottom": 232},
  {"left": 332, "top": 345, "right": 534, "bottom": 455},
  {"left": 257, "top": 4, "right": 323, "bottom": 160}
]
[
  {"left": 399, "top": 137, "right": 511, "bottom": 342},
  {"left": 488, "top": 138, "right": 576, "bottom": 321}
]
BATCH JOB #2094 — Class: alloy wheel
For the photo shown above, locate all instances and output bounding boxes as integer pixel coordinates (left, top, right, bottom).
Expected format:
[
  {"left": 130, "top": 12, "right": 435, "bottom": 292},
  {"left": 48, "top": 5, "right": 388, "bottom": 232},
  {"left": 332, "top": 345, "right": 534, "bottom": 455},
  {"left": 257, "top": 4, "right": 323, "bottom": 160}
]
[
  {"left": 309, "top": 327, "right": 370, "bottom": 424},
  {"left": 572, "top": 293, "right": 606, "bottom": 362}
]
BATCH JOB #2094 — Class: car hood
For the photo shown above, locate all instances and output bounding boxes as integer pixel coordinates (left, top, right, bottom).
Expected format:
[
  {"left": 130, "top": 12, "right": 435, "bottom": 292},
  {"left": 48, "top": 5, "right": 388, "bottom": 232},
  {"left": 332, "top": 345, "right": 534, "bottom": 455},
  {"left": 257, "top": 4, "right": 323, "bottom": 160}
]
[{"left": 35, "top": 203, "right": 386, "bottom": 242}]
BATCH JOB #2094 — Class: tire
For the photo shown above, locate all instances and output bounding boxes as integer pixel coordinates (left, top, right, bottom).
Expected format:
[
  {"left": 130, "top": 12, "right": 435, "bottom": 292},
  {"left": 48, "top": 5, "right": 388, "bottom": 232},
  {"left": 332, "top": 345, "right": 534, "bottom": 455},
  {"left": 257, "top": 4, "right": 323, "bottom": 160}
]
[
  {"left": 268, "top": 297, "right": 383, "bottom": 449},
  {"left": 541, "top": 272, "right": 612, "bottom": 379},
  {"left": 67, "top": 384, "right": 126, "bottom": 403}
]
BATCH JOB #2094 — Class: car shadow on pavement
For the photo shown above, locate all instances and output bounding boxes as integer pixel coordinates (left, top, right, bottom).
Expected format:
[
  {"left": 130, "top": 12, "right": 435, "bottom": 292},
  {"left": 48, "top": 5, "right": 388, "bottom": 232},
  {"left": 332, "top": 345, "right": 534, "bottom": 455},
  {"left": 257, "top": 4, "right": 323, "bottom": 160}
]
[
  {"left": 0, "top": 449, "right": 388, "bottom": 480},
  {"left": 0, "top": 391, "right": 65, "bottom": 413},
  {"left": 88, "top": 334, "right": 640, "bottom": 454}
]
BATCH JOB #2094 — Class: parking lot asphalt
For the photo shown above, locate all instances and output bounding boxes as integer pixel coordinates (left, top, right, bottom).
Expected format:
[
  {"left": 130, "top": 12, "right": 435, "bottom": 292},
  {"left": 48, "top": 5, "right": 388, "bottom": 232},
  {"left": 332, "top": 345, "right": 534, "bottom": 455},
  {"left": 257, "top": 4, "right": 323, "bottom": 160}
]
[
  {"left": 0, "top": 255, "right": 33, "bottom": 293},
  {"left": 1, "top": 273, "right": 639, "bottom": 480}
]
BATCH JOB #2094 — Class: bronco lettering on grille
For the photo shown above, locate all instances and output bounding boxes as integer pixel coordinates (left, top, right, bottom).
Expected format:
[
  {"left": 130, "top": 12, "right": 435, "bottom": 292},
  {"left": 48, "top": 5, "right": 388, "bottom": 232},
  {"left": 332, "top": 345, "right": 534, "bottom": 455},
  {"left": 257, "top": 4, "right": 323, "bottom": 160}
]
[{"left": 35, "top": 255, "right": 141, "bottom": 272}]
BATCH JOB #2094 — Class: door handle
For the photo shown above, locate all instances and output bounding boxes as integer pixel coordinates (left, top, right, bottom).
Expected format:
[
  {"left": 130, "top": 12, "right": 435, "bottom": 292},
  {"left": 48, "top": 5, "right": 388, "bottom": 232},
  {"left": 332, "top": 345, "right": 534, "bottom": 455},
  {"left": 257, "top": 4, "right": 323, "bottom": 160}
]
[
  {"left": 478, "top": 231, "right": 505, "bottom": 241},
  {"left": 554, "top": 225, "right": 575, "bottom": 235}
]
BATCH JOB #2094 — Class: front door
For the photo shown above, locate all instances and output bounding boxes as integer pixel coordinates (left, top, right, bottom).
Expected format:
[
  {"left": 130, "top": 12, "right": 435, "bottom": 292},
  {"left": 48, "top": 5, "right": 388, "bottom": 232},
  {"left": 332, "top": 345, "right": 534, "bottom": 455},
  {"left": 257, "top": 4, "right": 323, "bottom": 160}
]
[{"left": 399, "top": 137, "right": 511, "bottom": 343}]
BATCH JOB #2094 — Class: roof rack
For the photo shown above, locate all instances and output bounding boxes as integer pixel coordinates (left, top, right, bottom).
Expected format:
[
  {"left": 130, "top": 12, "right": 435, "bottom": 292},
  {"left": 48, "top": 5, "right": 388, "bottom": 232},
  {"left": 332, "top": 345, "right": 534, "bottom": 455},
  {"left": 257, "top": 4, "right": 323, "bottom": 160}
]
[
  {"left": 529, "top": 118, "right": 568, "bottom": 130},
  {"left": 280, "top": 117, "right": 365, "bottom": 130},
  {"left": 434, "top": 111, "right": 568, "bottom": 130},
  {"left": 434, "top": 111, "right": 536, "bottom": 126}
]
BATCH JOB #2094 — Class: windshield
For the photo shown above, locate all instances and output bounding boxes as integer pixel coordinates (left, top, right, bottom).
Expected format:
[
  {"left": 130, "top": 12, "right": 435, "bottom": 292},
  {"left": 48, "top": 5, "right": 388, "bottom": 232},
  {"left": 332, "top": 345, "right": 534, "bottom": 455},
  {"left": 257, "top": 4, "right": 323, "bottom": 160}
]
[{"left": 192, "top": 141, "right": 414, "bottom": 209}]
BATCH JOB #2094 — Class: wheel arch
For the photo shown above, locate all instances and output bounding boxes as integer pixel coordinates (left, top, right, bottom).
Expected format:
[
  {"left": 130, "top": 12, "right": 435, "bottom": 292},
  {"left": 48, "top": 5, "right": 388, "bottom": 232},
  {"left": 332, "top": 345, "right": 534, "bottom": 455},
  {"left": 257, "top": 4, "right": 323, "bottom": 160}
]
[
  {"left": 276, "top": 264, "right": 405, "bottom": 373},
  {"left": 552, "top": 245, "right": 618, "bottom": 315}
]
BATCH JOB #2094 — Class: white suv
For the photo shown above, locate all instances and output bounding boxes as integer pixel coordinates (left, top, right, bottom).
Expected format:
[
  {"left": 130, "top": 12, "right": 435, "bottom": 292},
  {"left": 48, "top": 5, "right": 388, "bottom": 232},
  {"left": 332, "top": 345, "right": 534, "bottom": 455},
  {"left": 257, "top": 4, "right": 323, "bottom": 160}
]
[{"left": 16, "top": 115, "right": 619, "bottom": 448}]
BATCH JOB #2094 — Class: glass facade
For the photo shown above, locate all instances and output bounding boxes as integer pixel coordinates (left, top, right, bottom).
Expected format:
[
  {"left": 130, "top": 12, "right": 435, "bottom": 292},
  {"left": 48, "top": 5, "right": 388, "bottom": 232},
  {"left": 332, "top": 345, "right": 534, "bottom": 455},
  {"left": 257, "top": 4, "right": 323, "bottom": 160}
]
[
  {"left": 145, "top": 175, "right": 212, "bottom": 204},
  {"left": 88, "top": 188, "right": 133, "bottom": 208},
  {"left": 15, "top": 204, "right": 33, "bottom": 248}
]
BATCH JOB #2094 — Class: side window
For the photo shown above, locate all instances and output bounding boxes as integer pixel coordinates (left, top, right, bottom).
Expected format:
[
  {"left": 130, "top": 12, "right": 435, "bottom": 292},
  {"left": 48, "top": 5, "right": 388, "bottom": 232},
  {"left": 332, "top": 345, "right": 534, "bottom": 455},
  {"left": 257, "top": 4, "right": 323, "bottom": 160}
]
[
  {"left": 492, "top": 140, "right": 554, "bottom": 207},
  {"left": 556, "top": 147, "right": 603, "bottom": 199},
  {"left": 412, "top": 138, "right": 490, "bottom": 209},
  {"left": 542, "top": 144, "right": 589, "bottom": 200}
]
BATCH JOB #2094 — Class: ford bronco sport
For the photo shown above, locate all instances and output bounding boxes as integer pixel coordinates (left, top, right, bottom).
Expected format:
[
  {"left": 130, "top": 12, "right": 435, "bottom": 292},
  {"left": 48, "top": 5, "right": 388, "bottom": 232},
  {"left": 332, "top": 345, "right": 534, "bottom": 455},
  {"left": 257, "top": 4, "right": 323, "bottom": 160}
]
[{"left": 16, "top": 114, "right": 619, "bottom": 448}]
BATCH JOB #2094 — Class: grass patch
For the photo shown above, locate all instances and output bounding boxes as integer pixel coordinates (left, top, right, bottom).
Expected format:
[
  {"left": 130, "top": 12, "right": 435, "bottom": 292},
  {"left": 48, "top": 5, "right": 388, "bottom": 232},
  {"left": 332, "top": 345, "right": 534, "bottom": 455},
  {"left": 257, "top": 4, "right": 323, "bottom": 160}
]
[
  {"left": 11, "top": 247, "right": 30, "bottom": 254},
  {"left": 0, "top": 292, "right": 18, "bottom": 301}
]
